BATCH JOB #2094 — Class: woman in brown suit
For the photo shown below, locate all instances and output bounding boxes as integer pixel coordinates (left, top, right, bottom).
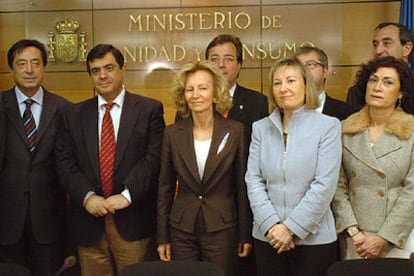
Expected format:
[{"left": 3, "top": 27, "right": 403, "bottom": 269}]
[{"left": 157, "top": 61, "right": 252, "bottom": 275}]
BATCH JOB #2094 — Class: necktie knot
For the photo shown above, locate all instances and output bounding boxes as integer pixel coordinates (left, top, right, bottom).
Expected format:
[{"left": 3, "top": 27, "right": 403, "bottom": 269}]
[
  {"left": 24, "top": 99, "right": 35, "bottom": 109},
  {"left": 105, "top": 102, "right": 115, "bottom": 112}
]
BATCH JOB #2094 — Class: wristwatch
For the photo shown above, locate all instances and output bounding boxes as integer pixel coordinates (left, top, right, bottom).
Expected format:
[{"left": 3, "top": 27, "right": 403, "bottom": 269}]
[{"left": 346, "top": 226, "right": 360, "bottom": 237}]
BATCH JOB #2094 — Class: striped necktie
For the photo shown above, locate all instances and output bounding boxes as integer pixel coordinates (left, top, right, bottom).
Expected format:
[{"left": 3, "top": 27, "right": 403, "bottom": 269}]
[
  {"left": 23, "top": 99, "right": 37, "bottom": 153},
  {"left": 99, "top": 103, "right": 116, "bottom": 198}
]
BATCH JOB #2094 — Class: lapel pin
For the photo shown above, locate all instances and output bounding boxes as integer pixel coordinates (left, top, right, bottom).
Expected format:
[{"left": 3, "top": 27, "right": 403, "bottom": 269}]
[{"left": 239, "top": 105, "right": 244, "bottom": 110}]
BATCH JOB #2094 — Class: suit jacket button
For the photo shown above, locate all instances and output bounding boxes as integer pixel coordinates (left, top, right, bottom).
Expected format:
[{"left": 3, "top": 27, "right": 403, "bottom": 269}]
[
  {"left": 377, "top": 172, "right": 385, "bottom": 179},
  {"left": 377, "top": 190, "right": 385, "bottom": 197},
  {"left": 198, "top": 195, "right": 203, "bottom": 200}
]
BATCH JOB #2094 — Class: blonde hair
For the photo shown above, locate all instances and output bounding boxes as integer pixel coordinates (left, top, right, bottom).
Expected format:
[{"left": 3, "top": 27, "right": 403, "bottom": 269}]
[
  {"left": 268, "top": 57, "right": 319, "bottom": 111},
  {"left": 171, "top": 61, "right": 231, "bottom": 118}
]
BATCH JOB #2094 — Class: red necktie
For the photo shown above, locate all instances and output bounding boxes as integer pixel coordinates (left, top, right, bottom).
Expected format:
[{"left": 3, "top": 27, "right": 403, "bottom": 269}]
[
  {"left": 100, "top": 103, "right": 115, "bottom": 198},
  {"left": 23, "top": 99, "right": 37, "bottom": 153}
]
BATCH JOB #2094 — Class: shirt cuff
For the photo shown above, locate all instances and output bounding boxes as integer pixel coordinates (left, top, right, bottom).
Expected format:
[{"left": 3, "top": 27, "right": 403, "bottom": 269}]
[
  {"left": 83, "top": 191, "right": 96, "bottom": 206},
  {"left": 121, "top": 188, "right": 131, "bottom": 203}
]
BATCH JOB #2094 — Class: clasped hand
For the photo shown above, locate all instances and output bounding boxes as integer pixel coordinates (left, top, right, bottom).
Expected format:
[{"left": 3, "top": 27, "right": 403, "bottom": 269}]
[
  {"left": 267, "top": 223, "right": 295, "bottom": 254},
  {"left": 352, "top": 232, "right": 388, "bottom": 259},
  {"left": 84, "top": 194, "right": 131, "bottom": 217}
]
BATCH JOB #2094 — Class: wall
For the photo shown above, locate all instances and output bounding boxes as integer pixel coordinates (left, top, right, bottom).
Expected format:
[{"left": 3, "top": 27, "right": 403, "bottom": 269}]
[{"left": 0, "top": 0, "right": 400, "bottom": 124}]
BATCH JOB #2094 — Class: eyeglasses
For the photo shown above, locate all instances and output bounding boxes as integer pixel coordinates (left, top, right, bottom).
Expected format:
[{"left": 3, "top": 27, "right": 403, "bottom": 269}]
[
  {"left": 304, "top": 60, "right": 325, "bottom": 69},
  {"left": 209, "top": 56, "right": 236, "bottom": 65}
]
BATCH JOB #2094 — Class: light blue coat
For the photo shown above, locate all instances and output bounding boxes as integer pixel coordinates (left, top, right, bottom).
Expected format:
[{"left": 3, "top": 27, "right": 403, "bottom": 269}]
[{"left": 245, "top": 106, "right": 341, "bottom": 245}]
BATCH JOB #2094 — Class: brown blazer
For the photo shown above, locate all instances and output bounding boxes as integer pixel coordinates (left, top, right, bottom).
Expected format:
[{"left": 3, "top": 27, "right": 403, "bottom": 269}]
[{"left": 157, "top": 113, "right": 252, "bottom": 244}]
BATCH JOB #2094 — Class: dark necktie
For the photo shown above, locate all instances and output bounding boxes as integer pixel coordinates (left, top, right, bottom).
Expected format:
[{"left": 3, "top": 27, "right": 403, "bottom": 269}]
[
  {"left": 23, "top": 99, "right": 37, "bottom": 153},
  {"left": 99, "top": 103, "right": 116, "bottom": 198}
]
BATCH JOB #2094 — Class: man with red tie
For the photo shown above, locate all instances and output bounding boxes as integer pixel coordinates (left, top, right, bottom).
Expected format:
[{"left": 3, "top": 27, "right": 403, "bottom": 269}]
[{"left": 56, "top": 44, "right": 165, "bottom": 275}]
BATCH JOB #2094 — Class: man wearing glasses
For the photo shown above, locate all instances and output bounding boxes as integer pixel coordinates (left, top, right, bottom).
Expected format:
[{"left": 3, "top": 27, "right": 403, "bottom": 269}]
[
  {"left": 296, "top": 46, "right": 355, "bottom": 121},
  {"left": 205, "top": 34, "right": 268, "bottom": 138}
]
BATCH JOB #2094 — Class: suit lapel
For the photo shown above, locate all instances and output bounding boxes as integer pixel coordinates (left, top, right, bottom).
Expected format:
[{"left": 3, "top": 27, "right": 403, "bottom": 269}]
[
  {"left": 36, "top": 90, "right": 57, "bottom": 142},
  {"left": 174, "top": 118, "right": 201, "bottom": 184},
  {"left": 228, "top": 84, "right": 244, "bottom": 119},
  {"left": 2, "top": 89, "right": 27, "bottom": 144},
  {"left": 345, "top": 132, "right": 385, "bottom": 174},
  {"left": 202, "top": 114, "right": 231, "bottom": 185},
  {"left": 82, "top": 98, "right": 100, "bottom": 180},
  {"left": 113, "top": 92, "right": 138, "bottom": 171}
]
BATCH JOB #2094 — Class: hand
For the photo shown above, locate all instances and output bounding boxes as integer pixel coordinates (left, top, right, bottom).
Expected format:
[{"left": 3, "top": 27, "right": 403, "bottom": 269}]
[
  {"left": 238, "top": 243, "right": 252, "bottom": 257},
  {"left": 354, "top": 234, "right": 388, "bottom": 259},
  {"left": 105, "top": 194, "right": 131, "bottom": 212},
  {"left": 267, "top": 223, "right": 295, "bottom": 253},
  {"left": 277, "top": 240, "right": 295, "bottom": 254},
  {"left": 84, "top": 195, "right": 114, "bottom": 217},
  {"left": 157, "top": 243, "right": 171, "bottom": 261}
]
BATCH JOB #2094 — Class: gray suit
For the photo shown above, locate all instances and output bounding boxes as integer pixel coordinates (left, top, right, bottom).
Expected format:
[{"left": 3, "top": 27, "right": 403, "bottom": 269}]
[{"left": 333, "top": 107, "right": 414, "bottom": 248}]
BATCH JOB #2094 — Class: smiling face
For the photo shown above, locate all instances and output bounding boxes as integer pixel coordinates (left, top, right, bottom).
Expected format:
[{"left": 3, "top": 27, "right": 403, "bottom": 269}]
[
  {"left": 272, "top": 65, "right": 306, "bottom": 113},
  {"left": 89, "top": 52, "right": 126, "bottom": 102},
  {"left": 365, "top": 67, "right": 402, "bottom": 111},
  {"left": 184, "top": 70, "right": 215, "bottom": 116},
  {"left": 11, "top": 46, "right": 45, "bottom": 97}
]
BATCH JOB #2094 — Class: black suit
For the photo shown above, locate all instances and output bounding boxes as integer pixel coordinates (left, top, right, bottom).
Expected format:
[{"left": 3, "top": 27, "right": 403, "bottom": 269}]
[
  {"left": 228, "top": 84, "right": 268, "bottom": 137},
  {"left": 0, "top": 88, "right": 70, "bottom": 275},
  {"left": 323, "top": 93, "right": 356, "bottom": 121},
  {"left": 56, "top": 91, "right": 165, "bottom": 246}
]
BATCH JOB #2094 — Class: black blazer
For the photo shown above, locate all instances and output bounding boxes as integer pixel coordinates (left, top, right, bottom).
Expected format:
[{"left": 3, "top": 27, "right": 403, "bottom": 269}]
[
  {"left": 228, "top": 84, "right": 268, "bottom": 137},
  {"left": 56, "top": 91, "right": 165, "bottom": 246},
  {"left": 323, "top": 94, "right": 356, "bottom": 121},
  {"left": 0, "top": 88, "right": 70, "bottom": 244},
  {"left": 157, "top": 113, "right": 252, "bottom": 244}
]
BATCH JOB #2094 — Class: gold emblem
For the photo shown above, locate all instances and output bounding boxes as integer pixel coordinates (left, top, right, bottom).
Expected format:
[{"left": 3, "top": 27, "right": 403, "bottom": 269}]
[{"left": 47, "top": 18, "right": 87, "bottom": 63}]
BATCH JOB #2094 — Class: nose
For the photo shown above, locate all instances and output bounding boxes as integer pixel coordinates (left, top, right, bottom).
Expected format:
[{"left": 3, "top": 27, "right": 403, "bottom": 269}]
[
  {"left": 373, "top": 80, "right": 382, "bottom": 91},
  {"left": 25, "top": 62, "right": 33, "bottom": 73},
  {"left": 192, "top": 88, "right": 200, "bottom": 98},
  {"left": 98, "top": 69, "right": 108, "bottom": 79},
  {"left": 374, "top": 43, "right": 386, "bottom": 57},
  {"left": 279, "top": 81, "right": 289, "bottom": 93}
]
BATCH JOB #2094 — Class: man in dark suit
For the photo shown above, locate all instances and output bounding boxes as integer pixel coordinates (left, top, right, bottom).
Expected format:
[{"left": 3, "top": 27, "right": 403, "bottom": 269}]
[
  {"left": 56, "top": 44, "right": 165, "bottom": 275},
  {"left": 205, "top": 34, "right": 268, "bottom": 276},
  {"left": 296, "top": 46, "right": 355, "bottom": 121},
  {"left": 0, "top": 39, "right": 70, "bottom": 276},
  {"left": 346, "top": 22, "right": 414, "bottom": 111},
  {"left": 205, "top": 34, "right": 268, "bottom": 137}
]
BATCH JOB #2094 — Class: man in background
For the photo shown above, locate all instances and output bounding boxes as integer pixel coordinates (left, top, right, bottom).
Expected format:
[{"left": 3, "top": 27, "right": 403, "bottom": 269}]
[
  {"left": 205, "top": 34, "right": 268, "bottom": 276},
  {"left": 56, "top": 44, "right": 165, "bottom": 275},
  {"left": 296, "top": 46, "right": 355, "bottom": 121},
  {"left": 347, "top": 22, "right": 414, "bottom": 110},
  {"left": 0, "top": 39, "right": 70, "bottom": 275},
  {"left": 205, "top": 34, "right": 268, "bottom": 137}
]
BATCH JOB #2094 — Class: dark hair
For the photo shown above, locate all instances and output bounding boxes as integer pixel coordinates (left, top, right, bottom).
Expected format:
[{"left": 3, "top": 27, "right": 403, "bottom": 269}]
[
  {"left": 7, "top": 39, "right": 48, "bottom": 69},
  {"left": 375, "top": 22, "right": 414, "bottom": 59},
  {"left": 295, "top": 45, "right": 329, "bottom": 67},
  {"left": 86, "top": 44, "right": 124, "bottom": 74},
  {"left": 205, "top": 34, "right": 243, "bottom": 65},
  {"left": 353, "top": 56, "right": 414, "bottom": 112}
]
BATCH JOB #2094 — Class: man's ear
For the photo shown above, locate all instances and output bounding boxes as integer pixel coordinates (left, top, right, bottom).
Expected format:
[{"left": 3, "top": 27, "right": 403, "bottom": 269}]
[{"left": 403, "top": 41, "right": 413, "bottom": 59}]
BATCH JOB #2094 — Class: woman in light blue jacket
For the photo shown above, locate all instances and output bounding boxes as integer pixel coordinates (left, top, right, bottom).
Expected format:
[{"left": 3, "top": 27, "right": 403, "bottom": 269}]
[{"left": 245, "top": 58, "right": 341, "bottom": 276}]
